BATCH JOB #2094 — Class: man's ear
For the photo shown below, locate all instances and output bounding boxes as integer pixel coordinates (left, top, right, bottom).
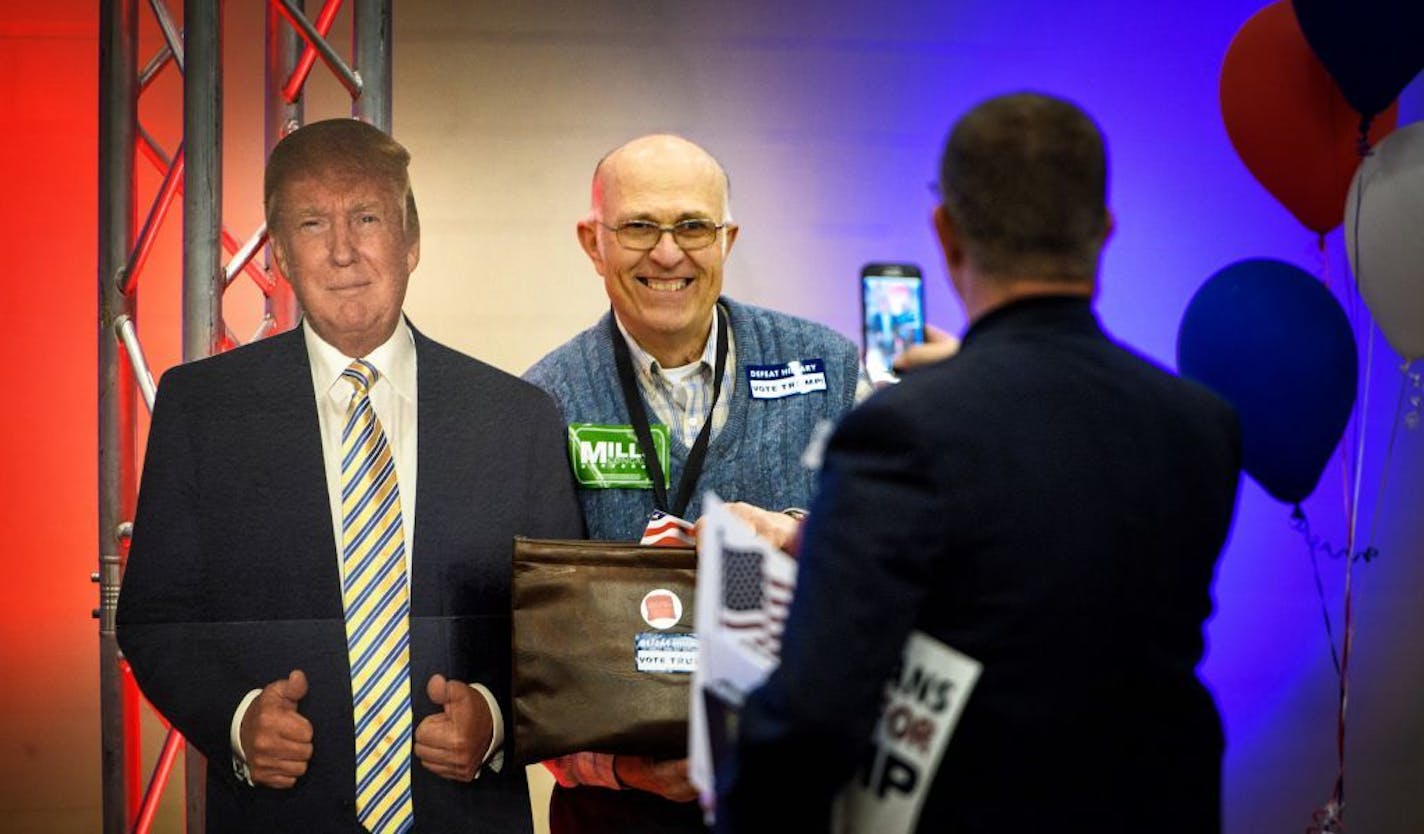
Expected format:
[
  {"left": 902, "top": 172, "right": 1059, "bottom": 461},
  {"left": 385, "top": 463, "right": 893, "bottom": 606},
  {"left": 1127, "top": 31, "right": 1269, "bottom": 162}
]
[
  {"left": 932, "top": 204, "right": 972, "bottom": 305},
  {"left": 932, "top": 205, "right": 963, "bottom": 269},
  {"left": 1101, "top": 208, "right": 1116, "bottom": 246},
  {"left": 269, "top": 233, "right": 290, "bottom": 280},
  {"left": 405, "top": 235, "right": 420, "bottom": 274},
  {"left": 576, "top": 218, "right": 606, "bottom": 276},
  {"left": 721, "top": 223, "right": 740, "bottom": 258}
]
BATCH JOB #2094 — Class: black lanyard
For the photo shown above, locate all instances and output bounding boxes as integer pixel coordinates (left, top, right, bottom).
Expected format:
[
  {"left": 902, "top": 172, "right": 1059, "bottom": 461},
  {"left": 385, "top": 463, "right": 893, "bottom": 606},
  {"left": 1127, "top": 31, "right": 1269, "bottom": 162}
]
[{"left": 609, "top": 306, "right": 730, "bottom": 518}]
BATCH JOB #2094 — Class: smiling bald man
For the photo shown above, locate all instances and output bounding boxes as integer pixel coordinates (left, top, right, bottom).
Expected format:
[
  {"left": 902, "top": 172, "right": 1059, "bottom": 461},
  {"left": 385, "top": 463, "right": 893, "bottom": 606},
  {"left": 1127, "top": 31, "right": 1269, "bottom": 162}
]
[{"left": 523, "top": 134, "right": 866, "bottom": 834}]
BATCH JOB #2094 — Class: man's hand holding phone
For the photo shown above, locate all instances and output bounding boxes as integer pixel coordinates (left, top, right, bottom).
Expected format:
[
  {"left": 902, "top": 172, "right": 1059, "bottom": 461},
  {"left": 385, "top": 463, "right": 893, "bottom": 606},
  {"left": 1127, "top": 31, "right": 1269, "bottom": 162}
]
[{"left": 892, "top": 323, "right": 961, "bottom": 374}]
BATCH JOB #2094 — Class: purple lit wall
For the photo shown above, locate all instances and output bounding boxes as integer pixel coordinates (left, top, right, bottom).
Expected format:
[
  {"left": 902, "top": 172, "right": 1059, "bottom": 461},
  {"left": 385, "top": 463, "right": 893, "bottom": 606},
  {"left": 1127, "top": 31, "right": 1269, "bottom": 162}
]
[{"left": 2, "top": 1, "right": 1419, "bottom": 830}]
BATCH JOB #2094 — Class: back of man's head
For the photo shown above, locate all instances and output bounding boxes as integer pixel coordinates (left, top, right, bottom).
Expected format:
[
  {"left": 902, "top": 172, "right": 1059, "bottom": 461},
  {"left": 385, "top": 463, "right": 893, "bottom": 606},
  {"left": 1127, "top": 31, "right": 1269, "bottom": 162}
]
[
  {"left": 264, "top": 117, "right": 419, "bottom": 237},
  {"left": 940, "top": 92, "right": 1108, "bottom": 282}
]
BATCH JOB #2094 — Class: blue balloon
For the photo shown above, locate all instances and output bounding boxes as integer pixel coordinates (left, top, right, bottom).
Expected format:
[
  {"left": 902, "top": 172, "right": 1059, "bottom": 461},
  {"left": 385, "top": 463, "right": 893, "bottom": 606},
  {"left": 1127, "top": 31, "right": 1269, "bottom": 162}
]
[
  {"left": 1176, "top": 258, "right": 1358, "bottom": 505},
  {"left": 1293, "top": 0, "right": 1424, "bottom": 120}
]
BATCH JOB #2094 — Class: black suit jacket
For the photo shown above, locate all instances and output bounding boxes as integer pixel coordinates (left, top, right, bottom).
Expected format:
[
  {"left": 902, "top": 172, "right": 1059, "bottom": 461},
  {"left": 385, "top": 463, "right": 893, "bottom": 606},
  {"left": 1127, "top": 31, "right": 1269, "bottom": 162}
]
[
  {"left": 718, "top": 297, "right": 1241, "bottom": 834},
  {"left": 117, "top": 325, "right": 584, "bottom": 833}
]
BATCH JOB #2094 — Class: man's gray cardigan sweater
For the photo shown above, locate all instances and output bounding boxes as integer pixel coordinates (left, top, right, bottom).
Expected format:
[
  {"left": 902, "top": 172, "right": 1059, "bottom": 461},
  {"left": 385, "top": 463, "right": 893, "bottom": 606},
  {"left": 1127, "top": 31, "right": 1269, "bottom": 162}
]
[{"left": 524, "top": 297, "right": 861, "bottom": 541}]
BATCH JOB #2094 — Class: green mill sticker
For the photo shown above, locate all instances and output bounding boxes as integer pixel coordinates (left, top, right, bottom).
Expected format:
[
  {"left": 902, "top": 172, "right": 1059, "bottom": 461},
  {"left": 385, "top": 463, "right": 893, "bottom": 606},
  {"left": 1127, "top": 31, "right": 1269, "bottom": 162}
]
[{"left": 567, "top": 423, "right": 670, "bottom": 489}]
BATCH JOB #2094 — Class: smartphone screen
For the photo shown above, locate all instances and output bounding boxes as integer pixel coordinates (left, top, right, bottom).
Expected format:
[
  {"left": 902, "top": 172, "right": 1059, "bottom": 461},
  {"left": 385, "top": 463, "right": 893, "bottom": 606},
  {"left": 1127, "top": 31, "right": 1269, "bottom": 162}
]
[{"left": 860, "top": 262, "right": 925, "bottom": 384}]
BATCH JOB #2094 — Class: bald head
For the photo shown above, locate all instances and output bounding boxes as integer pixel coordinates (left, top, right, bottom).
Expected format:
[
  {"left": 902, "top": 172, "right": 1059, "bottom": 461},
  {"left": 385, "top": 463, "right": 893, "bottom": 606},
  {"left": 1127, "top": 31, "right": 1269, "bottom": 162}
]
[{"left": 591, "top": 134, "right": 731, "bottom": 220}]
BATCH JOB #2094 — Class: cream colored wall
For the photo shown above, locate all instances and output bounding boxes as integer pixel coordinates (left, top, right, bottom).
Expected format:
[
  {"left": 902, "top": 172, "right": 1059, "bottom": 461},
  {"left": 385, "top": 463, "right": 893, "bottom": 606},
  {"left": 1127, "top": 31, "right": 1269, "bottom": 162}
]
[{"left": 391, "top": 2, "right": 971, "bottom": 377}]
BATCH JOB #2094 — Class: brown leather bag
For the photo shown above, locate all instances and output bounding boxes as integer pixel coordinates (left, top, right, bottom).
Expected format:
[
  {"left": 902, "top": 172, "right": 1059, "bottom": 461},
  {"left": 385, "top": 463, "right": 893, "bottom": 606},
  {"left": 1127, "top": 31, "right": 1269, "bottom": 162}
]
[{"left": 510, "top": 537, "right": 697, "bottom": 765}]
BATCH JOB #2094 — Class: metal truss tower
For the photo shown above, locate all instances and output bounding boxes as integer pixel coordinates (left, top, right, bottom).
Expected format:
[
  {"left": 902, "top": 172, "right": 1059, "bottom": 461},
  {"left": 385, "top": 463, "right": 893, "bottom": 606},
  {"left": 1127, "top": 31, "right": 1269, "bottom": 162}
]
[{"left": 97, "top": 2, "right": 393, "bottom": 831}]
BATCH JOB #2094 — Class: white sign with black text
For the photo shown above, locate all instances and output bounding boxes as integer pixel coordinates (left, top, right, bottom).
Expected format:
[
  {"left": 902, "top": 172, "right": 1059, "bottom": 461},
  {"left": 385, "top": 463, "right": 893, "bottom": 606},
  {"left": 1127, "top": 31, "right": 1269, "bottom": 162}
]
[
  {"left": 689, "top": 497, "right": 981, "bottom": 833},
  {"left": 831, "top": 631, "right": 981, "bottom": 834}
]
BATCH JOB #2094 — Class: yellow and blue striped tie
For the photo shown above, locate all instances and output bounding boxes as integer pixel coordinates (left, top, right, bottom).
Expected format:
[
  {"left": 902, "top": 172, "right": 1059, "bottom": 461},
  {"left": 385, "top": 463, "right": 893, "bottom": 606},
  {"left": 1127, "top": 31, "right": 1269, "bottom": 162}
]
[{"left": 340, "top": 359, "right": 414, "bottom": 834}]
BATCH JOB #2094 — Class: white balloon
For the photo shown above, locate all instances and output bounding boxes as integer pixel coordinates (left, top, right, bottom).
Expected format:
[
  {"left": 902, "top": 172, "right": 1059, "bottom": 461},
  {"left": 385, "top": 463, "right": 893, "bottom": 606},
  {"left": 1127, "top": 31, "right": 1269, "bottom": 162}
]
[{"left": 1345, "top": 120, "right": 1424, "bottom": 361}]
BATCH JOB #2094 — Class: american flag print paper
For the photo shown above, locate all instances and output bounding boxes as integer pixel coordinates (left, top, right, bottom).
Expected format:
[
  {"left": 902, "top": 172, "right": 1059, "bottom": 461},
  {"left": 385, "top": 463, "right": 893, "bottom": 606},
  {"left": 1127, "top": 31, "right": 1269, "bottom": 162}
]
[
  {"left": 641, "top": 510, "right": 697, "bottom": 547},
  {"left": 718, "top": 543, "right": 797, "bottom": 660}
]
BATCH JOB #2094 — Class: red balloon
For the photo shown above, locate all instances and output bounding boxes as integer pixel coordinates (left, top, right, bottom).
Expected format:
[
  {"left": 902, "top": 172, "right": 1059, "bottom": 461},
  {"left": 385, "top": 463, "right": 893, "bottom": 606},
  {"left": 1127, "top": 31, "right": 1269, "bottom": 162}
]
[{"left": 1219, "top": 0, "right": 1397, "bottom": 234}]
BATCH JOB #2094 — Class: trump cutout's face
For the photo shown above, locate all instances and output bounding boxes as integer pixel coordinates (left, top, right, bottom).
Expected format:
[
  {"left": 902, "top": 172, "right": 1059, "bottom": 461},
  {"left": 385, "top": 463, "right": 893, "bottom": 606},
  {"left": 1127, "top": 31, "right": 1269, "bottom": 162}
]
[{"left": 271, "top": 170, "right": 418, "bottom": 358}]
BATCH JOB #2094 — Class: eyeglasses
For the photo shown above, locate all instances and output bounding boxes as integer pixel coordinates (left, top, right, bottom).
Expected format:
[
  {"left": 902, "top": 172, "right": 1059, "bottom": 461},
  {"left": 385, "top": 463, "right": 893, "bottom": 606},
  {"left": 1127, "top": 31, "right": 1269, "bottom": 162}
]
[{"left": 599, "top": 219, "right": 730, "bottom": 251}]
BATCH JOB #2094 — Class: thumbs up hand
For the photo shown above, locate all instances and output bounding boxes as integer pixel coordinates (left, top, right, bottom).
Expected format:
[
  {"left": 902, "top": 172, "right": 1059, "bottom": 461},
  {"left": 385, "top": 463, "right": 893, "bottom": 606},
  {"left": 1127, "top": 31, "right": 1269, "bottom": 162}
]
[
  {"left": 239, "top": 669, "right": 314, "bottom": 789},
  {"left": 414, "top": 674, "right": 493, "bottom": 782}
]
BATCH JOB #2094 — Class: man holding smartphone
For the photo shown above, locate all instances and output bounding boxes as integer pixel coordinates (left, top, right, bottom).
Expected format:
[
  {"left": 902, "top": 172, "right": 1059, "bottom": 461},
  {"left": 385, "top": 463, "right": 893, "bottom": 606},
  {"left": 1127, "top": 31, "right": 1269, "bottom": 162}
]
[
  {"left": 717, "top": 93, "right": 1241, "bottom": 833},
  {"left": 523, "top": 133, "right": 867, "bottom": 834}
]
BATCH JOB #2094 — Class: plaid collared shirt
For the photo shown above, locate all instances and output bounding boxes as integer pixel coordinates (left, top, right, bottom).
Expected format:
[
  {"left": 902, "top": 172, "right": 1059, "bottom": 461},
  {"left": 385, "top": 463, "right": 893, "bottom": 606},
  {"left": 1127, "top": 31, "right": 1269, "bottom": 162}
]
[{"left": 615, "top": 308, "right": 735, "bottom": 448}]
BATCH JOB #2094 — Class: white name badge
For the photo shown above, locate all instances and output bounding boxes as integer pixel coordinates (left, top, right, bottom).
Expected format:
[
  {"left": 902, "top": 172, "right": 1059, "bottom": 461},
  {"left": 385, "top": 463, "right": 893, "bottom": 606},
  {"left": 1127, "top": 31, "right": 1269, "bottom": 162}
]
[
  {"left": 634, "top": 632, "right": 699, "bottom": 674},
  {"left": 746, "top": 359, "right": 828, "bottom": 400}
]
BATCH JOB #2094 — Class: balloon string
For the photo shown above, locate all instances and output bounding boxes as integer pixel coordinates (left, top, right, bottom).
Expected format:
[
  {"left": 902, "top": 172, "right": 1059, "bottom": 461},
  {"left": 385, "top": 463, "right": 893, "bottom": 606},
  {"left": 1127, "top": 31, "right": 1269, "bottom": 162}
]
[
  {"left": 1308, "top": 123, "right": 1376, "bottom": 834},
  {"left": 1314, "top": 376, "right": 1421, "bottom": 834},
  {"left": 1293, "top": 506, "right": 1344, "bottom": 680},
  {"left": 1318, "top": 205, "right": 1353, "bottom": 525},
  {"left": 1288, "top": 509, "right": 1382, "bottom": 567},
  {"left": 1329, "top": 206, "right": 1377, "bottom": 830},
  {"left": 1294, "top": 509, "right": 1381, "bottom": 834},
  {"left": 1289, "top": 509, "right": 1377, "bottom": 667},
  {"left": 1331, "top": 285, "right": 1357, "bottom": 533},
  {"left": 1342, "top": 135, "right": 1371, "bottom": 320},
  {"left": 1309, "top": 801, "right": 1345, "bottom": 834},
  {"left": 1332, "top": 141, "right": 1372, "bottom": 547},
  {"left": 1350, "top": 317, "right": 1374, "bottom": 563},
  {"left": 1313, "top": 233, "right": 1341, "bottom": 312},
  {"left": 1334, "top": 506, "right": 1357, "bottom": 822},
  {"left": 1366, "top": 365, "right": 1413, "bottom": 548}
]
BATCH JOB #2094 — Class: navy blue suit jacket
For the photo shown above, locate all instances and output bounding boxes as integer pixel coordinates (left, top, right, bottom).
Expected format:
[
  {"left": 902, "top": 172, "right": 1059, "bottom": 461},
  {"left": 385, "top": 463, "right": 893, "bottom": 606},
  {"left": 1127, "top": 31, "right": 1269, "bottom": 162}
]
[
  {"left": 718, "top": 297, "right": 1241, "bottom": 834},
  {"left": 117, "top": 325, "right": 583, "bottom": 833}
]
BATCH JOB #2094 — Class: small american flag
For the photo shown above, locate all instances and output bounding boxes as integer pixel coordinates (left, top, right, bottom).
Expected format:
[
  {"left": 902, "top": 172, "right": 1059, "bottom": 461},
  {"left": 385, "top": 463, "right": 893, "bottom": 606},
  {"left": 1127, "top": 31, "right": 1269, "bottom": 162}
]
[
  {"left": 721, "top": 548, "right": 763, "bottom": 613},
  {"left": 761, "top": 572, "right": 795, "bottom": 656},
  {"left": 641, "top": 510, "right": 696, "bottom": 547},
  {"left": 719, "top": 546, "right": 794, "bottom": 659}
]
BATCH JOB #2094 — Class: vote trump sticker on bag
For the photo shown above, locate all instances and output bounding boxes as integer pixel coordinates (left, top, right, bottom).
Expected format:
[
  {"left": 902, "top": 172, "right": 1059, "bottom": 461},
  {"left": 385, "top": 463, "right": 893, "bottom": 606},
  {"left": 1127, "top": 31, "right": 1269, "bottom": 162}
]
[{"left": 634, "top": 632, "right": 698, "bottom": 674}]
